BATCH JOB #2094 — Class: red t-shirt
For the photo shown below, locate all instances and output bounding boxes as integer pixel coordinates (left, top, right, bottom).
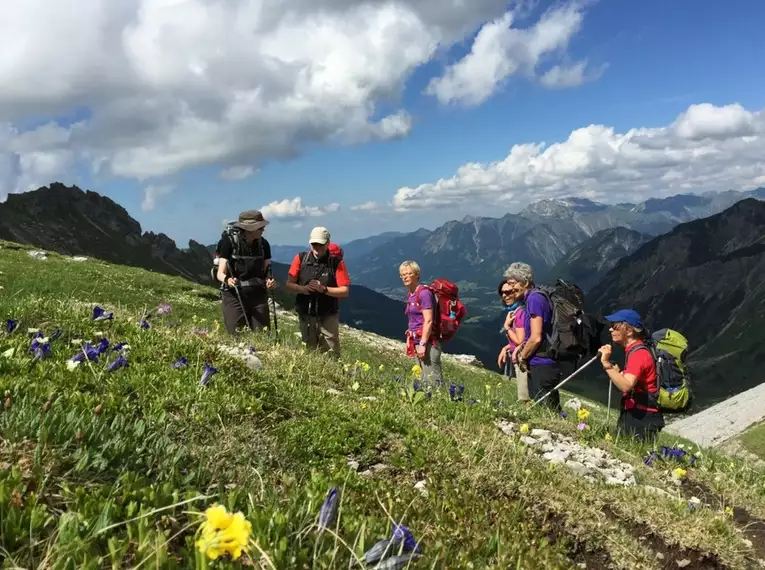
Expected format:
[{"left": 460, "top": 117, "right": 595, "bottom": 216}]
[
  {"left": 623, "top": 341, "right": 658, "bottom": 395},
  {"left": 288, "top": 253, "right": 351, "bottom": 286}
]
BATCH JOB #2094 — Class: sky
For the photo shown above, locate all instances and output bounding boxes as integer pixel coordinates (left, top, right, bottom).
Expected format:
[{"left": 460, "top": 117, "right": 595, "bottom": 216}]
[{"left": 1, "top": 0, "right": 764, "bottom": 247}]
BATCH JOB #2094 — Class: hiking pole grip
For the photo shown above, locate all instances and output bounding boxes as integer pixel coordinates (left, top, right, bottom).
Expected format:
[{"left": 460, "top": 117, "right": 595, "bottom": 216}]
[{"left": 530, "top": 354, "right": 600, "bottom": 409}]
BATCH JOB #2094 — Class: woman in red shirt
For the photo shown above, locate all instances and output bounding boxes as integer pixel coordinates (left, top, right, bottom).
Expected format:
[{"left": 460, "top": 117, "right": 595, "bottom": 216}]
[{"left": 599, "top": 309, "right": 665, "bottom": 442}]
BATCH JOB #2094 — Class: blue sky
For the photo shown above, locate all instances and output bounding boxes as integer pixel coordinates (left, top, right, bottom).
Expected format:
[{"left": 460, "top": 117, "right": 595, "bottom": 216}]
[{"left": 3, "top": 0, "right": 764, "bottom": 247}]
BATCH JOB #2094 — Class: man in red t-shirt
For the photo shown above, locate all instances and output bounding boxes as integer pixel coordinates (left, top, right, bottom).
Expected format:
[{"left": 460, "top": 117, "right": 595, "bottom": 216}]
[
  {"left": 599, "top": 309, "right": 665, "bottom": 442},
  {"left": 285, "top": 227, "right": 351, "bottom": 357}
]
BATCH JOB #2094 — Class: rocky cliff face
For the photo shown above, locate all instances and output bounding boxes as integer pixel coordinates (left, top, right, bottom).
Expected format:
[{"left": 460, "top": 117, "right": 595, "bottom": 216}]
[
  {"left": 587, "top": 198, "right": 765, "bottom": 406},
  {"left": 548, "top": 227, "right": 650, "bottom": 292},
  {"left": 0, "top": 183, "right": 213, "bottom": 284}
]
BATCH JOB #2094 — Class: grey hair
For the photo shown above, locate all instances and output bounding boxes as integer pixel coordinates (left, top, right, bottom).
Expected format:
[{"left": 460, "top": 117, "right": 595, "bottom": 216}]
[{"left": 504, "top": 262, "right": 534, "bottom": 286}]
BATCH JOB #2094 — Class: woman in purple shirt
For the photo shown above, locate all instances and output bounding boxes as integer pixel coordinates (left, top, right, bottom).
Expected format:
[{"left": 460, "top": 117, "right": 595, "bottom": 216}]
[
  {"left": 399, "top": 260, "right": 442, "bottom": 386},
  {"left": 505, "top": 262, "right": 562, "bottom": 412}
]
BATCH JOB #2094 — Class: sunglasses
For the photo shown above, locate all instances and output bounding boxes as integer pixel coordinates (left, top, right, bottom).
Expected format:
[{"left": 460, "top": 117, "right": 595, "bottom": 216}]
[
  {"left": 608, "top": 322, "right": 624, "bottom": 330},
  {"left": 500, "top": 289, "right": 514, "bottom": 295}
]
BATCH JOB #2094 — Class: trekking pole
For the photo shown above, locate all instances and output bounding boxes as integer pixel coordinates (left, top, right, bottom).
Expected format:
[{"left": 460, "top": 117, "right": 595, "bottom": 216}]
[
  {"left": 529, "top": 354, "right": 600, "bottom": 409},
  {"left": 266, "top": 265, "right": 279, "bottom": 340},
  {"left": 606, "top": 380, "right": 613, "bottom": 423},
  {"left": 232, "top": 283, "right": 255, "bottom": 332}
]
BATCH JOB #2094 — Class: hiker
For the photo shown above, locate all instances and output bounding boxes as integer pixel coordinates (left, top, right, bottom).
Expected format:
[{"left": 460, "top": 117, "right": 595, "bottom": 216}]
[
  {"left": 505, "top": 262, "right": 562, "bottom": 412},
  {"left": 400, "top": 260, "right": 442, "bottom": 387},
  {"left": 215, "top": 210, "right": 276, "bottom": 335},
  {"left": 496, "top": 280, "right": 529, "bottom": 403},
  {"left": 285, "top": 226, "right": 350, "bottom": 357},
  {"left": 599, "top": 309, "right": 665, "bottom": 442}
]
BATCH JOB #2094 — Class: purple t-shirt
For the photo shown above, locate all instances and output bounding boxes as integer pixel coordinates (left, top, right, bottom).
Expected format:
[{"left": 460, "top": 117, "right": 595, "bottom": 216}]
[
  {"left": 406, "top": 286, "right": 435, "bottom": 338},
  {"left": 506, "top": 307, "right": 527, "bottom": 351},
  {"left": 523, "top": 291, "right": 555, "bottom": 366}
]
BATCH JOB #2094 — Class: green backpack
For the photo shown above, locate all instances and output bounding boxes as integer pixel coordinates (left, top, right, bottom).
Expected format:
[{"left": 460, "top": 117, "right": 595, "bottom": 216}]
[{"left": 645, "top": 328, "right": 693, "bottom": 412}]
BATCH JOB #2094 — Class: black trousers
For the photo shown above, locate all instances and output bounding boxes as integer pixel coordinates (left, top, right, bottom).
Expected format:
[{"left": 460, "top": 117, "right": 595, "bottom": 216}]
[
  {"left": 221, "top": 288, "right": 270, "bottom": 334},
  {"left": 527, "top": 362, "right": 562, "bottom": 412}
]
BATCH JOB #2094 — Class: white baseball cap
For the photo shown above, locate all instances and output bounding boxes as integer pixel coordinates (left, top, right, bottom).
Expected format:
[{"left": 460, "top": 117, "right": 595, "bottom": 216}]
[{"left": 309, "top": 226, "right": 330, "bottom": 245}]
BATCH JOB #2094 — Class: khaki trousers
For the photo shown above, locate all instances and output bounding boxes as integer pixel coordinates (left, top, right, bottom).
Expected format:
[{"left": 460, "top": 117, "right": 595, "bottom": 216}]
[{"left": 299, "top": 312, "right": 341, "bottom": 357}]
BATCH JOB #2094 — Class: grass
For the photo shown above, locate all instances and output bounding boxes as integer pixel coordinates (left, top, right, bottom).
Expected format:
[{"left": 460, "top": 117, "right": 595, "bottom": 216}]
[
  {"left": 3, "top": 239, "right": 765, "bottom": 569},
  {"left": 732, "top": 421, "right": 765, "bottom": 460}
]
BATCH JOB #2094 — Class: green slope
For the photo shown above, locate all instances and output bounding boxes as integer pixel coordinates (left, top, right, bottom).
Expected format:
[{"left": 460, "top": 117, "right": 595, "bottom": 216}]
[{"left": 2, "top": 240, "right": 765, "bottom": 569}]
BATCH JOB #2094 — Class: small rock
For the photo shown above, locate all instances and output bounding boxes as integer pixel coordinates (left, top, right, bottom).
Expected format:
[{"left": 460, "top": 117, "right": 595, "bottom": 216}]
[
  {"left": 676, "top": 559, "right": 690, "bottom": 568},
  {"left": 414, "top": 480, "right": 428, "bottom": 497},
  {"left": 370, "top": 463, "right": 388, "bottom": 473},
  {"left": 656, "top": 552, "right": 665, "bottom": 560},
  {"left": 642, "top": 485, "right": 675, "bottom": 499},
  {"left": 496, "top": 420, "right": 516, "bottom": 436},
  {"left": 347, "top": 459, "right": 360, "bottom": 471},
  {"left": 743, "top": 539, "right": 753, "bottom": 548},
  {"left": 564, "top": 398, "right": 582, "bottom": 410},
  {"left": 565, "top": 460, "right": 591, "bottom": 477},
  {"left": 520, "top": 436, "right": 539, "bottom": 446},
  {"left": 531, "top": 428, "right": 552, "bottom": 441},
  {"left": 605, "top": 476, "right": 630, "bottom": 486},
  {"left": 361, "top": 396, "right": 378, "bottom": 401},
  {"left": 71, "top": 256, "right": 88, "bottom": 262},
  {"left": 543, "top": 449, "right": 571, "bottom": 464},
  {"left": 326, "top": 388, "right": 342, "bottom": 395}
]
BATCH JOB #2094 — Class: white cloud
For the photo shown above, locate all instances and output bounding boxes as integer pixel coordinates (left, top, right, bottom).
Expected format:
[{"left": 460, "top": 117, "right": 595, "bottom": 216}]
[
  {"left": 392, "top": 102, "right": 765, "bottom": 211},
  {"left": 219, "top": 166, "right": 257, "bottom": 181},
  {"left": 425, "top": 2, "right": 595, "bottom": 106},
  {"left": 0, "top": 0, "right": 562, "bottom": 197},
  {"left": 539, "top": 59, "right": 606, "bottom": 89},
  {"left": 350, "top": 201, "right": 382, "bottom": 211},
  {"left": 141, "top": 184, "right": 174, "bottom": 212},
  {"left": 261, "top": 197, "right": 340, "bottom": 221}
]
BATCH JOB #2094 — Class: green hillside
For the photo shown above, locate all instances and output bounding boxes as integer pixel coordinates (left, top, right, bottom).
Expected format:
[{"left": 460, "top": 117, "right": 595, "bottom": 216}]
[{"left": 2, "top": 240, "right": 765, "bottom": 569}]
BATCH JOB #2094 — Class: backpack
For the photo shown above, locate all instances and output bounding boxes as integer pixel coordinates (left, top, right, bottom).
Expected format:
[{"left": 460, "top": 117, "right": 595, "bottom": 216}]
[
  {"left": 210, "top": 223, "right": 263, "bottom": 285},
  {"left": 410, "top": 279, "right": 467, "bottom": 343},
  {"left": 530, "top": 279, "right": 590, "bottom": 360},
  {"left": 642, "top": 328, "right": 693, "bottom": 413},
  {"left": 328, "top": 242, "right": 344, "bottom": 260}
]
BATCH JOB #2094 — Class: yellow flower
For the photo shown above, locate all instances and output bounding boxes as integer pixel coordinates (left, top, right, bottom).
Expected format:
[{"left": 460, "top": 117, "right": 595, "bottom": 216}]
[
  {"left": 361, "top": 402, "right": 368, "bottom": 410},
  {"left": 410, "top": 364, "right": 421, "bottom": 378},
  {"left": 672, "top": 467, "right": 687, "bottom": 480},
  {"left": 520, "top": 424, "right": 529, "bottom": 434},
  {"left": 604, "top": 433, "right": 613, "bottom": 442},
  {"left": 195, "top": 504, "right": 252, "bottom": 561},
  {"left": 724, "top": 506, "right": 734, "bottom": 518},
  {"left": 577, "top": 407, "right": 590, "bottom": 421},
  {"left": 378, "top": 364, "right": 385, "bottom": 372}
]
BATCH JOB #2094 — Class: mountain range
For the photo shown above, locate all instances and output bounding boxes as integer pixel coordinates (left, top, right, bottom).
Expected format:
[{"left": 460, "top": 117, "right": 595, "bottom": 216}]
[
  {"left": 2, "top": 182, "right": 764, "bottom": 410},
  {"left": 0, "top": 183, "right": 489, "bottom": 362}
]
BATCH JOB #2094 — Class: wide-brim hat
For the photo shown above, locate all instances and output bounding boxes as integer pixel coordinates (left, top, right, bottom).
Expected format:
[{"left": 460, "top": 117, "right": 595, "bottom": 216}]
[{"left": 233, "top": 210, "right": 269, "bottom": 232}]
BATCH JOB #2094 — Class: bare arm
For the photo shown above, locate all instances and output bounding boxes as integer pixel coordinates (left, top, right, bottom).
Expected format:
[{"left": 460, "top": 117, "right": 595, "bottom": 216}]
[
  {"left": 325, "top": 285, "right": 349, "bottom": 298},
  {"left": 285, "top": 274, "right": 307, "bottom": 295},
  {"left": 507, "top": 323, "right": 525, "bottom": 346},
  {"left": 604, "top": 366, "right": 638, "bottom": 392}
]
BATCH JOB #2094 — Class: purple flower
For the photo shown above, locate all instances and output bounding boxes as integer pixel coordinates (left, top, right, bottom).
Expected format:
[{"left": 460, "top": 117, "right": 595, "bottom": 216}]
[
  {"left": 576, "top": 421, "right": 587, "bottom": 431},
  {"left": 139, "top": 319, "right": 150, "bottom": 330},
  {"left": 156, "top": 303, "right": 172, "bottom": 315},
  {"left": 560, "top": 411, "right": 568, "bottom": 418},
  {"left": 6, "top": 319, "right": 17, "bottom": 334},
  {"left": 95, "top": 338, "right": 110, "bottom": 355},
  {"left": 643, "top": 450, "right": 658, "bottom": 467},
  {"left": 249, "top": 345, "right": 256, "bottom": 354},
  {"left": 29, "top": 335, "right": 51, "bottom": 361},
  {"left": 92, "top": 306, "right": 114, "bottom": 322},
  {"left": 73, "top": 342, "right": 100, "bottom": 363},
  {"left": 449, "top": 383, "right": 464, "bottom": 402},
  {"left": 363, "top": 522, "right": 421, "bottom": 566},
  {"left": 317, "top": 487, "right": 339, "bottom": 531},
  {"left": 112, "top": 342, "right": 128, "bottom": 352},
  {"left": 106, "top": 355, "right": 129, "bottom": 372},
  {"left": 200, "top": 363, "right": 218, "bottom": 386},
  {"left": 172, "top": 356, "right": 188, "bottom": 369}
]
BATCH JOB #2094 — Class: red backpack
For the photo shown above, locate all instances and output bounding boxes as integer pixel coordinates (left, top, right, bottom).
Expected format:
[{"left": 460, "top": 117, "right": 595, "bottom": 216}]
[
  {"left": 410, "top": 278, "right": 467, "bottom": 342},
  {"left": 328, "top": 242, "right": 344, "bottom": 260}
]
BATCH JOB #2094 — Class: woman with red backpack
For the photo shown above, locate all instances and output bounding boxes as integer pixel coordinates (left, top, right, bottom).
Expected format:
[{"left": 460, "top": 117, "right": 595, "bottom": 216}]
[{"left": 400, "top": 260, "right": 442, "bottom": 387}]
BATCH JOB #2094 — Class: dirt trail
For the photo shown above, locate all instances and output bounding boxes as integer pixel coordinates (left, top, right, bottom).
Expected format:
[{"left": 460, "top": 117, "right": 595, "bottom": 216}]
[{"left": 663, "top": 382, "right": 765, "bottom": 448}]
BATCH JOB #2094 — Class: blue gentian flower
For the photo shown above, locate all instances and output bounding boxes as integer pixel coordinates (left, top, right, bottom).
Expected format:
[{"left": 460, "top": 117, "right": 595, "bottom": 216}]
[
  {"left": 6, "top": 319, "right": 18, "bottom": 334},
  {"left": 95, "top": 338, "right": 110, "bottom": 355},
  {"left": 643, "top": 450, "right": 658, "bottom": 467},
  {"left": 29, "top": 335, "right": 51, "bottom": 361},
  {"left": 173, "top": 356, "right": 188, "bottom": 368},
  {"left": 140, "top": 319, "right": 150, "bottom": 330},
  {"left": 317, "top": 487, "right": 339, "bottom": 531},
  {"left": 106, "top": 355, "right": 129, "bottom": 372},
  {"left": 560, "top": 411, "right": 568, "bottom": 418},
  {"left": 75, "top": 342, "right": 100, "bottom": 363},
  {"left": 112, "top": 342, "right": 128, "bottom": 352},
  {"left": 449, "top": 383, "right": 465, "bottom": 402},
  {"left": 363, "top": 522, "right": 421, "bottom": 566},
  {"left": 92, "top": 306, "right": 114, "bottom": 322},
  {"left": 413, "top": 381, "right": 420, "bottom": 392},
  {"left": 200, "top": 363, "right": 218, "bottom": 386}
]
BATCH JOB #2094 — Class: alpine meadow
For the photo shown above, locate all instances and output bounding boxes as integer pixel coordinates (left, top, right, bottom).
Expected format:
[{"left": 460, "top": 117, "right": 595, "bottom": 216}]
[{"left": 3, "top": 240, "right": 765, "bottom": 569}]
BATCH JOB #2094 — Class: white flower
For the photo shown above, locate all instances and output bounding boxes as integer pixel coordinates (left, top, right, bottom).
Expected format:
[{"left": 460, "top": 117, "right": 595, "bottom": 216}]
[
  {"left": 1, "top": 348, "right": 15, "bottom": 358},
  {"left": 66, "top": 359, "right": 81, "bottom": 371},
  {"left": 27, "top": 328, "right": 40, "bottom": 334}
]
